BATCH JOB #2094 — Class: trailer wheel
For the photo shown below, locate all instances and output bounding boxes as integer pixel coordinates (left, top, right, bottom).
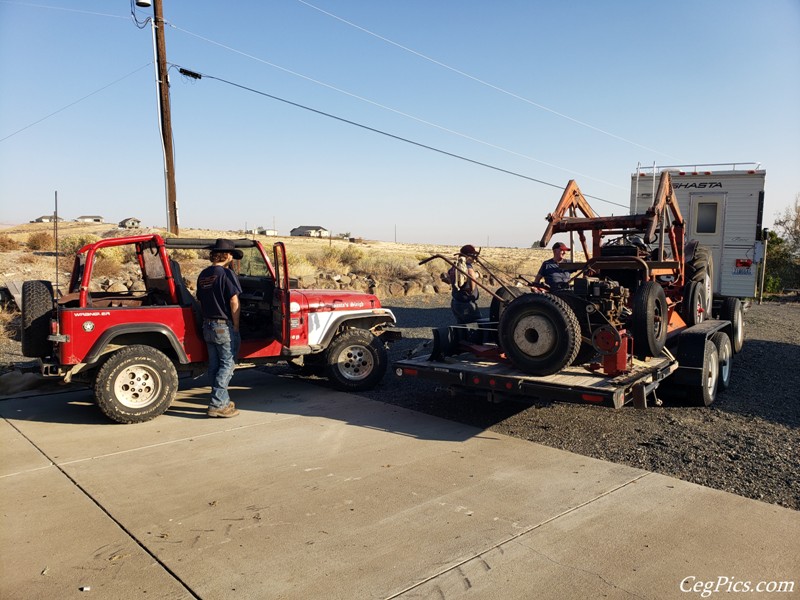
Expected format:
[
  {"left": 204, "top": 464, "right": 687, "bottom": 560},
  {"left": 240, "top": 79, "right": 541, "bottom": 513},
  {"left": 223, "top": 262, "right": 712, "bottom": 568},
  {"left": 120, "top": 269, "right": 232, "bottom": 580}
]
[
  {"left": 21, "top": 280, "right": 54, "bottom": 358},
  {"left": 630, "top": 282, "right": 668, "bottom": 359},
  {"left": 325, "top": 329, "right": 387, "bottom": 391},
  {"left": 498, "top": 293, "right": 580, "bottom": 376},
  {"left": 682, "top": 281, "right": 707, "bottom": 326},
  {"left": 710, "top": 331, "right": 732, "bottom": 391},
  {"left": 686, "top": 340, "right": 719, "bottom": 407},
  {"left": 719, "top": 297, "right": 744, "bottom": 353},
  {"left": 552, "top": 290, "right": 596, "bottom": 365},
  {"left": 94, "top": 345, "right": 178, "bottom": 423},
  {"left": 489, "top": 286, "right": 525, "bottom": 323}
]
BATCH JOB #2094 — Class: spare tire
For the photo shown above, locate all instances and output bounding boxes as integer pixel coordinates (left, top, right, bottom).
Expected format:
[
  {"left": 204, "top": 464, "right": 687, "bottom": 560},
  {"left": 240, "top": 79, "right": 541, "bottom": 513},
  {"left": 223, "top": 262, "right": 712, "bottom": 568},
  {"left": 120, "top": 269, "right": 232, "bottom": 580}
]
[
  {"left": 21, "top": 280, "right": 54, "bottom": 358},
  {"left": 498, "top": 293, "right": 580, "bottom": 376},
  {"left": 630, "top": 281, "right": 668, "bottom": 359}
]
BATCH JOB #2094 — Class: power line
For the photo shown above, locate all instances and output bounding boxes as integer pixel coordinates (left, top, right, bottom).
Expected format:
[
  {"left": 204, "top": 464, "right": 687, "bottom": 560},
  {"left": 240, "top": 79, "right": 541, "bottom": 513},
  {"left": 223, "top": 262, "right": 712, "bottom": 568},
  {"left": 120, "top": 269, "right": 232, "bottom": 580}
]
[
  {"left": 176, "top": 67, "right": 628, "bottom": 209},
  {"left": 169, "top": 23, "right": 623, "bottom": 190},
  {"left": 296, "top": 0, "right": 681, "bottom": 161},
  {"left": 0, "top": 63, "right": 152, "bottom": 143}
]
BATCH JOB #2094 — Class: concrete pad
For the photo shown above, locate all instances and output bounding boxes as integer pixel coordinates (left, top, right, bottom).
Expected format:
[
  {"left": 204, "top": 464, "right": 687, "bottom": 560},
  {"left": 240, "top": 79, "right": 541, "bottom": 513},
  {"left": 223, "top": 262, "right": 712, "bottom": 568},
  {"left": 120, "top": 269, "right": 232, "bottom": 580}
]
[
  {"left": 0, "top": 467, "right": 192, "bottom": 599},
  {"left": 400, "top": 473, "right": 800, "bottom": 599},
  {"left": 0, "top": 418, "right": 51, "bottom": 476},
  {"left": 2, "top": 368, "right": 798, "bottom": 599}
]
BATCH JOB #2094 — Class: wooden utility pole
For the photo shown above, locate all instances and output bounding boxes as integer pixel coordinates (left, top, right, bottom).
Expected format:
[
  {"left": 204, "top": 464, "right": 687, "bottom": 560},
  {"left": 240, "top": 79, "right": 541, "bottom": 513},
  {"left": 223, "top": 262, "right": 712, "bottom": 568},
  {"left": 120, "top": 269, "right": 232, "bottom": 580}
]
[{"left": 152, "top": 0, "right": 179, "bottom": 234}]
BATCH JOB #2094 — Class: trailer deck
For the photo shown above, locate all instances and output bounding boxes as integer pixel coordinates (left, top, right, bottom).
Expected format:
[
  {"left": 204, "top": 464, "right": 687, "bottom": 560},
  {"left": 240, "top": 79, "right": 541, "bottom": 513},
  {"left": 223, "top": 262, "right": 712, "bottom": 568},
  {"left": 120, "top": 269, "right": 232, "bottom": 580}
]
[{"left": 395, "top": 351, "right": 678, "bottom": 409}]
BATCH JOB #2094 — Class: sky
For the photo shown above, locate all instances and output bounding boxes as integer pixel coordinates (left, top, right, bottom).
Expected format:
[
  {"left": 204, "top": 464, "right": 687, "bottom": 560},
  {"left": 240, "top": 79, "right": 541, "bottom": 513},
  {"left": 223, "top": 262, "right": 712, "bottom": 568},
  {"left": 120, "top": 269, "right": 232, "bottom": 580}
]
[{"left": 0, "top": 0, "right": 798, "bottom": 248}]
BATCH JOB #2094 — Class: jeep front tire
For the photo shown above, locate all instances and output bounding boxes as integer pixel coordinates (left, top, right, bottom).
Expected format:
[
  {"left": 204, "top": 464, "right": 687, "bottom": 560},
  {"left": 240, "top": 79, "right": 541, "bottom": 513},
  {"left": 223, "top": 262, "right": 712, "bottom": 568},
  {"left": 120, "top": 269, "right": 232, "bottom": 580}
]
[
  {"left": 94, "top": 345, "right": 178, "bottom": 423},
  {"left": 324, "top": 329, "right": 387, "bottom": 391}
]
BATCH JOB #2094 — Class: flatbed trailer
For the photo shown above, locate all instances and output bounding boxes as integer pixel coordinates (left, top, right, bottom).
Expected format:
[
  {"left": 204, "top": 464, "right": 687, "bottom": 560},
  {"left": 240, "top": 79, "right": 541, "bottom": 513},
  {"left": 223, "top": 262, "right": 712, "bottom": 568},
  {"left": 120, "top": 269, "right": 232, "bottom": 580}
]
[{"left": 394, "top": 319, "right": 733, "bottom": 409}]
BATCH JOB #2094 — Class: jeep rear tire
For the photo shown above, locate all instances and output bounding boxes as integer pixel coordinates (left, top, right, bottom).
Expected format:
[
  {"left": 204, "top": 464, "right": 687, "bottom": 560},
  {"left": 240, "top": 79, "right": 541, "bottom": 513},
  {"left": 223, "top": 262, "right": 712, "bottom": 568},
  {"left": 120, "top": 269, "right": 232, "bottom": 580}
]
[
  {"left": 21, "top": 280, "right": 53, "bottom": 358},
  {"left": 325, "top": 329, "right": 387, "bottom": 391},
  {"left": 94, "top": 345, "right": 178, "bottom": 423}
]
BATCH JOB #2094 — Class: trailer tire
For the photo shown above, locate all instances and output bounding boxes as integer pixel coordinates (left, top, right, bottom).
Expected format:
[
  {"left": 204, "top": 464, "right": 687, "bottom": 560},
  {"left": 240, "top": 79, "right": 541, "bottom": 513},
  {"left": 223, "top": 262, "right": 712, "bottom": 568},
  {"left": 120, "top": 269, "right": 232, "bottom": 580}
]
[
  {"left": 686, "top": 340, "right": 719, "bottom": 407},
  {"left": 498, "top": 293, "right": 581, "bottom": 376},
  {"left": 94, "top": 345, "right": 178, "bottom": 423},
  {"left": 682, "top": 281, "right": 708, "bottom": 326},
  {"left": 630, "top": 282, "right": 668, "bottom": 359},
  {"left": 719, "top": 297, "right": 744, "bottom": 353},
  {"left": 325, "top": 329, "right": 387, "bottom": 391},
  {"left": 21, "top": 280, "right": 54, "bottom": 358},
  {"left": 552, "top": 290, "right": 596, "bottom": 365},
  {"left": 710, "top": 331, "right": 732, "bottom": 391}
]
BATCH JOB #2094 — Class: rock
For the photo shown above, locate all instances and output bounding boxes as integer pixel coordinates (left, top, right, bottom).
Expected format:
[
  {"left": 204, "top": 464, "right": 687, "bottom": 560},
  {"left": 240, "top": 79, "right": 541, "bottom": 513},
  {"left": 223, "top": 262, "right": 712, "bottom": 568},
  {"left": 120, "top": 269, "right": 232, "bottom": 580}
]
[
  {"left": 107, "top": 282, "right": 127, "bottom": 293},
  {"left": 404, "top": 281, "right": 423, "bottom": 296},
  {"left": 130, "top": 281, "right": 146, "bottom": 292},
  {"left": 422, "top": 284, "right": 436, "bottom": 295}
]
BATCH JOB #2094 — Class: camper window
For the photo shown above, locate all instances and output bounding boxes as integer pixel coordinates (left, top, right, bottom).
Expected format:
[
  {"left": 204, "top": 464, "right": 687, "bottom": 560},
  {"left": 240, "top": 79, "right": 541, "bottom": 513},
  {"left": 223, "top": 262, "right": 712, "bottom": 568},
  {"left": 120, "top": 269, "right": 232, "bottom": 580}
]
[{"left": 696, "top": 203, "right": 718, "bottom": 234}]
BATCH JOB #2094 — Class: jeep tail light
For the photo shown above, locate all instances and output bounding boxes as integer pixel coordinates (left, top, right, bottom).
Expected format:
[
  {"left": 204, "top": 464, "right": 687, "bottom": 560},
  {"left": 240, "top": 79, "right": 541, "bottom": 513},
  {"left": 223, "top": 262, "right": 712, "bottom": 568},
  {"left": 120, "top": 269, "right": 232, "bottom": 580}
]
[
  {"left": 290, "top": 317, "right": 301, "bottom": 329},
  {"left": 50, "top": 319, "right": 59, "bottom": 335}
]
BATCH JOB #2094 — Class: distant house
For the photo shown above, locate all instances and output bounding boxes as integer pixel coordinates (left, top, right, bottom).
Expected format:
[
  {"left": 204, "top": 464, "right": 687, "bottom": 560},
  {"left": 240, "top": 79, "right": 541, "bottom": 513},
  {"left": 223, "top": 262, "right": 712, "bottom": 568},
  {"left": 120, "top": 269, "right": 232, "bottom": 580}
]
[
  {"left": 75, "top": 215, "right": 104, "bottom": 224},
  {"left": 31, "top": 215, "right": 64, "bottom": 223},
  {"left": 290, "top": 225, "right": 330, "bottom": 238},
  {"left": 118, "top": 217, "right": 141, "bottom": 229},
  {"left": 257, "top": 227, "right": 278, "bottom": 236}
]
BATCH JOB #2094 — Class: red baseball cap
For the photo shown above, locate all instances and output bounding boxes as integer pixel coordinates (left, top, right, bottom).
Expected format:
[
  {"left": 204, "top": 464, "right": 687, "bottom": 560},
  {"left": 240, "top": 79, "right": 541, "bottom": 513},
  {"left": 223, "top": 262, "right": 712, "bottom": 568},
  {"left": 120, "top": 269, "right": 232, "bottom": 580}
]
[{"left": 552, "top": 242, "right": 570, "bottom": 251}]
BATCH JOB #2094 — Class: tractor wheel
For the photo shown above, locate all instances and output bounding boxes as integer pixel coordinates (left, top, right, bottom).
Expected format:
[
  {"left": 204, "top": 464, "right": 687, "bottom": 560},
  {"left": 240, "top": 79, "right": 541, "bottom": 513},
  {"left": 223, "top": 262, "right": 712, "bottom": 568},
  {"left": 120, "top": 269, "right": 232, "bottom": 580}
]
[
  {"left": 686, "top": 244, "right": 714, "bottom": 313},
  {"left": 552, "top": 290, "right": 596, "bottom": 365},
  {"left": 710, "top": 331, "right": 733, "bottom": 391},
  {"left": 630, "top": 282, "right": 668, "bottom": 359},
  {"left": 682, "top": 281, "right": 708, "bottom": 326},
  {"left": 94, "top": 345, "right": 178, "bottom": 423},
  {"left": 489, "top": 286, "right": 526, "bottom": 324},
  {"left": 719, "top": 297, "right": 745, "bottom": 353},
  {"left": 21, "top": 280, "right": 54, "bottom": 358},
  {"left": 686, "top": 340, "right": 719, "bottom": 407},
  {"left": 497, "top": 293, "right": 580, "bottom": 376},
  {"left": 325, "top": 329, "right": 387, "bottom": 392}
]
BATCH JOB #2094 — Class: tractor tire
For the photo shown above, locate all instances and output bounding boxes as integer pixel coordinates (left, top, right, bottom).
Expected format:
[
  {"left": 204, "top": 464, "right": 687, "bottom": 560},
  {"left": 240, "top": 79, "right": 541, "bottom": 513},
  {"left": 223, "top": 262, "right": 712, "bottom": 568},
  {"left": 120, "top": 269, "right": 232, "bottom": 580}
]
[
  {"left": 682, "top": 281, "right": 708, "bottom": 326},
  {"left": 325, "top": 329, "right": 387, "bottom": 392},
  {"left": 686, "top": 340, "right": 720, "bottom": 407},
  {"left": 21, "top": 280, "right": 54, "bottom": 358},
  {"left": 489, "top": 286, "right": 526, "bottom": 324},
  {"left": 710, "top": 331, "right": 733, "bottom": 391},
  {"left": 497, "top": 293, "right": 581, "bottom": 376},
  {"left": 719, "top": 297, "right": 745, "bottom": 353},
  {"left": 552, "top": 290, "right": 596, "bottom": 366},
  {"left": 630, "top": 282, "right": 668, "bottom": 359},
  {"left": 94, "top": 345, "right": 178, "bottom": 424},
  {"left": 686, "top": 244, "right": 714, "bottom": 313}
]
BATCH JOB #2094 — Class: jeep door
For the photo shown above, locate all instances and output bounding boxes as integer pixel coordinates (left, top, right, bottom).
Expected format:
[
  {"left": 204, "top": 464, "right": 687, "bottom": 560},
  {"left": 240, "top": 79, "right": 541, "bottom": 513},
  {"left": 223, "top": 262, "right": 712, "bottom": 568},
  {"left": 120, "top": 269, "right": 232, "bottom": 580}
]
[{"left": 273, "top": 242, "right": 290, "bottom": 348}]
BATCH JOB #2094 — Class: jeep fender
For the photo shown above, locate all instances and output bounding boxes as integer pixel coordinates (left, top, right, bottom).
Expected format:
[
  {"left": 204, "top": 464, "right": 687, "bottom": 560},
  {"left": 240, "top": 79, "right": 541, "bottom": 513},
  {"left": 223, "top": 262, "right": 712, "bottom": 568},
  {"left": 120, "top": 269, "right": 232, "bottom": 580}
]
[
  {"left": 83, "top": 323, "right": 189, "bottom": 365},
  {"left": 315, "top": 312, "right": 396, "bottom": 352}
]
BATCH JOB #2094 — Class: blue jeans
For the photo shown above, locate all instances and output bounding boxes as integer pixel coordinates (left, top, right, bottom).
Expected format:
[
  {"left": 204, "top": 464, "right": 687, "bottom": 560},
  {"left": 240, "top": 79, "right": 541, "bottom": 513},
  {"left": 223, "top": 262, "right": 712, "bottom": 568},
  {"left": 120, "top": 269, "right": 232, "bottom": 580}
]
[{"left": 203, "top": 321, "right": 241, "bottom": 409}]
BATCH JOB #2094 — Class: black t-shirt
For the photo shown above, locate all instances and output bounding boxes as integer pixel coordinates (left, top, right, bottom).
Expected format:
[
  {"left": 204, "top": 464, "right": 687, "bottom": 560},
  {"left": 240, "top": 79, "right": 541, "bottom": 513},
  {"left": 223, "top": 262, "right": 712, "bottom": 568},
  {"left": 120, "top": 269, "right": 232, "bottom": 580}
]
[
  {"left": 196, "top": 265, "right": 242, "bottom": 320},
  {"left": 538, "top": 258, "right": 571, "bottom": 289}
]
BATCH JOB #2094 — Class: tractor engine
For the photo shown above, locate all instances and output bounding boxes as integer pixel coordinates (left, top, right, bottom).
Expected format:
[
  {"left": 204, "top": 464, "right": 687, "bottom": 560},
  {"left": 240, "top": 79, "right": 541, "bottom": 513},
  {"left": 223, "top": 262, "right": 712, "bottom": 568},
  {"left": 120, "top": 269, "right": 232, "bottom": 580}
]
[{"left": 573, "top": 277, "right": 630, "bottom": 328}]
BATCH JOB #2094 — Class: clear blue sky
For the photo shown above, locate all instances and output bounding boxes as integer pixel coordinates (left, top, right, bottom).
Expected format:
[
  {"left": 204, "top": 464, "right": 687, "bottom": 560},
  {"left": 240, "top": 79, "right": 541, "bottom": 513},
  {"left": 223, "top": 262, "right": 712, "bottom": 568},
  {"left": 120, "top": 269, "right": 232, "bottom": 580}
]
[{"left": 1, "top": 0, "right": 798, "bottom": 247}]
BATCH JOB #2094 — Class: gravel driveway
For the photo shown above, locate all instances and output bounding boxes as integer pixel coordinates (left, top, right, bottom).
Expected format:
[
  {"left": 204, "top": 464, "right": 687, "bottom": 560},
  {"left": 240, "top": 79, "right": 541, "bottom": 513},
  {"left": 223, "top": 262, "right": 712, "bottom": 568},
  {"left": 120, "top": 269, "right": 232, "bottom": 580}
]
[{"left": 354, "top": 295, "right": 800, "bottom": 511}]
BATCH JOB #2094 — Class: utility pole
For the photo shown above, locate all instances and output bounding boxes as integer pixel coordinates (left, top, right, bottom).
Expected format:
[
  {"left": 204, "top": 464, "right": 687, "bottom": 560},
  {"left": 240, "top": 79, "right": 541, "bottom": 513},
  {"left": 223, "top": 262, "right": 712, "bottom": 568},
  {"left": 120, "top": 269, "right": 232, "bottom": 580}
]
[{"left": 144, "top": 0, "right": 179, "bottom": 235}]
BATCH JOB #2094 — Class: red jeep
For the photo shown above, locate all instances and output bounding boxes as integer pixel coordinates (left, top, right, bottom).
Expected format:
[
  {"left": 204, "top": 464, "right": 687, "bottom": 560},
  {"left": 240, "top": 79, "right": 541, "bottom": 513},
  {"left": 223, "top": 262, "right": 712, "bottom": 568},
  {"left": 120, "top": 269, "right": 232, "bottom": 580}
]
[{"left": 20, "top": 235, "right": 399, "bottom": 423}]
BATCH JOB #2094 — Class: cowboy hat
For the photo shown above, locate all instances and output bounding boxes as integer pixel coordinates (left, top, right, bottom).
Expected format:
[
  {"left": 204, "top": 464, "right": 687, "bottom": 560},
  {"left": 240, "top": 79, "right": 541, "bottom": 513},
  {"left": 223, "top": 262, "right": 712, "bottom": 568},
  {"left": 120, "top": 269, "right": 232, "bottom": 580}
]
[{"left": 210, "top": 238, "right": 243, "bottom": 260}]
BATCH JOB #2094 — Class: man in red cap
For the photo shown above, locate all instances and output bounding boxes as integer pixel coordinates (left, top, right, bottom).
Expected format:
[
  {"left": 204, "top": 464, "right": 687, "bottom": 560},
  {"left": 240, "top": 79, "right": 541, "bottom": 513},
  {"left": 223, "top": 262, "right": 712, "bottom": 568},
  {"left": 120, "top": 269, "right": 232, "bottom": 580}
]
[{"left": 534, "top": 242, "right": 572, "bottom": 290}]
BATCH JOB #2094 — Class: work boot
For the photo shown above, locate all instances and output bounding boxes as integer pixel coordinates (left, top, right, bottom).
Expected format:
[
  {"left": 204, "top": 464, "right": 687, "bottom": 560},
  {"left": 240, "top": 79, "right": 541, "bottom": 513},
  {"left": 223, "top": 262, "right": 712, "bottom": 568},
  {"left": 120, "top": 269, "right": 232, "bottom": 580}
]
[{"left": 207, "top": 401, "right": 239, "bottom": 418}]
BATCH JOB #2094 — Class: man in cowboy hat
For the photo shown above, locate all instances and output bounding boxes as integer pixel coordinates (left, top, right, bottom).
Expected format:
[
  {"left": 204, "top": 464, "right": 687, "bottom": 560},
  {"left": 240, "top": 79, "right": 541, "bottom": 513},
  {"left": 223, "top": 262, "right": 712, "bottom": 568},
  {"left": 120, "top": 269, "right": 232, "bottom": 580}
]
[
  {"left": 449, "top": 244, "right": 482, "bottom": 324},
  {"left": 534, "top": 241, "right": 571, "bottom": 290},
  {"left": 197, "top": 239, "right": 244, "bottom": 418}
]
